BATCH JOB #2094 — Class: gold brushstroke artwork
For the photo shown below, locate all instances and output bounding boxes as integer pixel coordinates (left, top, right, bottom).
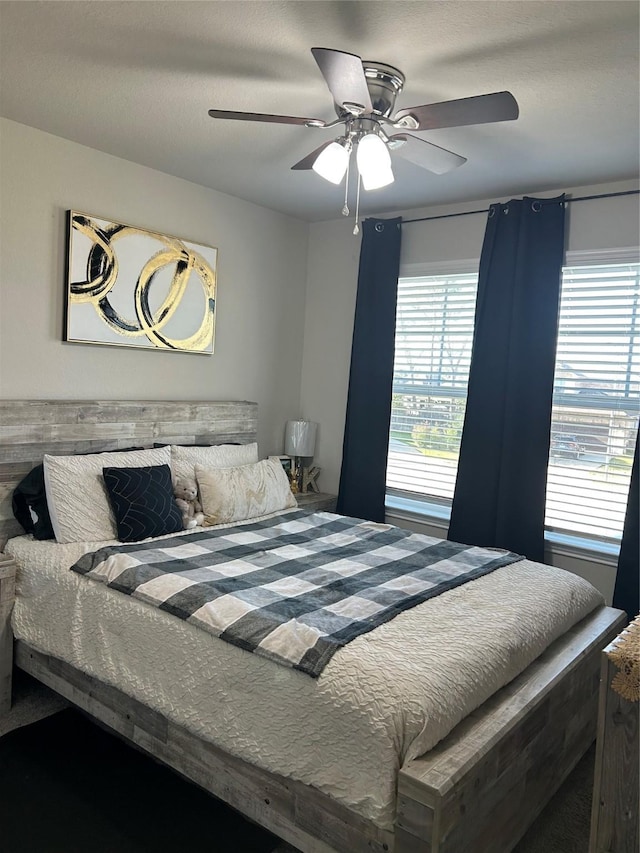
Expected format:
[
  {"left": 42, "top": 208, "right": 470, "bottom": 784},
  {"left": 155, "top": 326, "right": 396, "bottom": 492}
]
[{"left": 65, "top": 212, "right": 217, "bottom": 353}]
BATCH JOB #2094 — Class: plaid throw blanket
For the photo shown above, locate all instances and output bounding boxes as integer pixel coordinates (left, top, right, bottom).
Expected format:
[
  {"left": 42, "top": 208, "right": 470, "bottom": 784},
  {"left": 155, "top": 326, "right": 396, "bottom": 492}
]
[{"left": 71, "top": 511, "right": 522, "bottom": 677}]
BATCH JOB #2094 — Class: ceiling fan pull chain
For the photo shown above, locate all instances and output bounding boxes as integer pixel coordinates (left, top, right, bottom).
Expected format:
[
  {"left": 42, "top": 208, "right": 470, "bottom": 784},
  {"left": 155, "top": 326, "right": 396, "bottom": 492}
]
[
  {"left": 342, "top": 154, "right": 350, "bottom": 216},
  {"left": 353, "top": 172, "right": 361, "bottom": 235}
]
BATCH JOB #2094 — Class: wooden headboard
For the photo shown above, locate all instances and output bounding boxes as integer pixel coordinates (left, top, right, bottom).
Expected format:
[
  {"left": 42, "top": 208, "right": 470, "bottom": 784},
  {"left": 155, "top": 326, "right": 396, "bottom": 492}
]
[{"left": 0, "top": 400, "right": 258, "bottom": 547}]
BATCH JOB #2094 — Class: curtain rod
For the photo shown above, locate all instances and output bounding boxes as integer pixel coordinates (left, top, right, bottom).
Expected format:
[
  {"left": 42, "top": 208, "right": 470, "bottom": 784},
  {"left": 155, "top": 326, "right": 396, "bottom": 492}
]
[{"left": 401, "top": 188, "right": 640, "bottom": 225}]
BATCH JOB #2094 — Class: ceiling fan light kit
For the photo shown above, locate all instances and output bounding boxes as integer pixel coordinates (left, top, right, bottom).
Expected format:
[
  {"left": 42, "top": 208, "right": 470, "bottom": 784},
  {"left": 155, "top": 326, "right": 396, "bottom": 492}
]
[
  {"left": 312, "top": 139, "right": 350, "bottom": 184},
  {"left": 208, "top": 47, "right": 519, "bottom": 233},
  {"left": 360, "top": 164, "right": 394, "bottom": 192},
  {"left": 356, "top": 132, "right": 394, "bottom": 190}
]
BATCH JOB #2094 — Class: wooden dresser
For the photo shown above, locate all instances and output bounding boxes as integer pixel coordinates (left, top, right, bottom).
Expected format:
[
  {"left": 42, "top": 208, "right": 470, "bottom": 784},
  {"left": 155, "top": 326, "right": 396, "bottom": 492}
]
[{"left": 589, "top": 615, "right": 639, "bottom": 853}]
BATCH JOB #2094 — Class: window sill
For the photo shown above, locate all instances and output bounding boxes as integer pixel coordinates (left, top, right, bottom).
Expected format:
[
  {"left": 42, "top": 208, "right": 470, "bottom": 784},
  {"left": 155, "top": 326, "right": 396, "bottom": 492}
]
[
  {"left": 385, "top": 493, "right": 620, "bottom": 566},
  {"left": 544, "top": 531, "right": 619, "bottom": 565},
  {"left": 386, "top": 493, "right": 451, "bottom": 522}
]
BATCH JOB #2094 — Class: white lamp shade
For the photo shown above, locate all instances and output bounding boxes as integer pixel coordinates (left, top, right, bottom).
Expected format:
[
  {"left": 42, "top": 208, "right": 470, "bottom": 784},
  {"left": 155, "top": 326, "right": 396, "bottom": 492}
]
[
  {"left": 356, "top": 133, "right": 392, "bottom": 186},
  {"left": 284, "top": 420, "right": 317, "bottom": 457},
  {"left": 361, "top": 163, "right": 394, "bottom": 191},
  {"left": 312, "top": 142, "right": 349, "bottom": 185}
]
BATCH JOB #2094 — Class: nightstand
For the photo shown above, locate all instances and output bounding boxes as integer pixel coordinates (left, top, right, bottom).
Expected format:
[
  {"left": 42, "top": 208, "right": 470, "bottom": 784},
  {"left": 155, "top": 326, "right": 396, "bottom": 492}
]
[
  {"left": 0, "top": 554, "right": 16, "bottom": 715},
  {"left": 295, "top": 492, "right": 337, "bottom": 513}
]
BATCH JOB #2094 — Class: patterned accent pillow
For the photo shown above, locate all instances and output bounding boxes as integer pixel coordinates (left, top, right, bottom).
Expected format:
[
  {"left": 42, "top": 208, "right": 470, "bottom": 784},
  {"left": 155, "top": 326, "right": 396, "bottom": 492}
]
[
  {"left": 103, "top": 464, "right": 184, "bottom": 543},
  {"left": 43, "top": 446, "right": 171, "bottom": 543},
  {"left": 171, "top": 442, "right": 259, "bottom": 483},
  {"left": 196, "top": 458, "right": 297, "bottom": 524}
]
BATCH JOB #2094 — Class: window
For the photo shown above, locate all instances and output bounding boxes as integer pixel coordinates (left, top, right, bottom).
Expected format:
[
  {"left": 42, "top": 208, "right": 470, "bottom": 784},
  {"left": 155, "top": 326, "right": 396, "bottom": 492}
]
[
  {"left": 546, "top": 261, "right": 639, "bottom": 543},
  {"left": 387, "top": 258, "right": 640, "bottom": 546},
  {"left": 387, "top": 270, "right": 477, "bottom": 502}
]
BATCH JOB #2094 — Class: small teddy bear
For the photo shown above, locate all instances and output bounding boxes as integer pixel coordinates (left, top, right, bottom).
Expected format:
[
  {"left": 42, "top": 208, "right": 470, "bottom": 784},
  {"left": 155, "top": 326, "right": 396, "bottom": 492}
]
[{"left": 173, "top": 478, "right": 205, "bottom": 529}]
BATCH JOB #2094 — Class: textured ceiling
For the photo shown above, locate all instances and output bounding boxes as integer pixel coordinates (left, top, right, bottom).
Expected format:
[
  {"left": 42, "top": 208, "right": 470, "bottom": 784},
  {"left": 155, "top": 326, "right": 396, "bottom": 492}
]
[{"left": 1, "top": 1, "right": 638, "bottom": 222}]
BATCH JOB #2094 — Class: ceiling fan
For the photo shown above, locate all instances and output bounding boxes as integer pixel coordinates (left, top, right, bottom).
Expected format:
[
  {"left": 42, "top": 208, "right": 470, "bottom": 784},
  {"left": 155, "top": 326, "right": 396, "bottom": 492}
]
[{"left": 208, "top": 47, "right": 519, "bottom": 228}]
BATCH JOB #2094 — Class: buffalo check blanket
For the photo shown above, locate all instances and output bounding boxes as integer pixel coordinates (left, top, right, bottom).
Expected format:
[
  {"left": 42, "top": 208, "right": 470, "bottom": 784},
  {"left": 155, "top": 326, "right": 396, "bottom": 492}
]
[{"left": 71, "top": 510, "right": 523, "bottom": 677}]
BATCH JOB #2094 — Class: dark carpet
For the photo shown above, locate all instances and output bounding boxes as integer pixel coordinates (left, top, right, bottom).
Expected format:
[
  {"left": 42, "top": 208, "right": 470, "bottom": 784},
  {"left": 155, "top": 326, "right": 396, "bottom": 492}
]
[{"left": 0, "top": 709, "right": 280, "bottom": 853}]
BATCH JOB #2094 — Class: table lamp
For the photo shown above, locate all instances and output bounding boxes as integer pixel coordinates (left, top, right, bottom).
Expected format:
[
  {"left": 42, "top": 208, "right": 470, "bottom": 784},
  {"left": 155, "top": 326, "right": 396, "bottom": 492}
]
[{"left": 284, "top": 420, "right": 317, "bottom": 493}]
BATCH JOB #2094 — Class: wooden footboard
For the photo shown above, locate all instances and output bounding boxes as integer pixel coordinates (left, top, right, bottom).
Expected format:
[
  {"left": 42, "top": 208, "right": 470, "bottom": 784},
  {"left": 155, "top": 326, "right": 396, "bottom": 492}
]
[
  {"left": 396, "top": 606, "right": 626, "bottom": 853},
  {"left": 13, "top": 605, "right": 624, "bottom": 853}
]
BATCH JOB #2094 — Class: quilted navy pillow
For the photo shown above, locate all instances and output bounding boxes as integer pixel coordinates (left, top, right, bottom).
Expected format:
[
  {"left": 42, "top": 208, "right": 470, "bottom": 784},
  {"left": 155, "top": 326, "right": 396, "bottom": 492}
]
[{"left": 102, "top": 464, "right": 184, "bottom": 543}]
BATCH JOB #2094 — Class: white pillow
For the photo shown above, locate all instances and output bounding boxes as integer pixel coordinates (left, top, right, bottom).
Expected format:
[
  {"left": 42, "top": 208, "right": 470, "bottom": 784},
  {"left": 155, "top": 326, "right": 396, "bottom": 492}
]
[
  {"left": 171, "top": 442, "right": 258, "bottom": 483},
  {"left": 196, "top": 458, "right": 297, "bottom": 525},
  {"left": 43, "top": 447, "right": 171, "bottom": 544}
]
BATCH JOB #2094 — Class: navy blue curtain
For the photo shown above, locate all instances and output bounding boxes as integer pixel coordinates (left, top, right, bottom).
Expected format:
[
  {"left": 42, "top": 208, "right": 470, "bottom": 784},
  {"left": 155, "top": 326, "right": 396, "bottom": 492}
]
[
  {"left": 613, "top": 433, "right": 639, "bottom": 617},
  {"left": 337, "top": 217, "right": 402, "bottom": 521},
  {"left": 448, "top": 196, "right": 566, "bottom": 561}
]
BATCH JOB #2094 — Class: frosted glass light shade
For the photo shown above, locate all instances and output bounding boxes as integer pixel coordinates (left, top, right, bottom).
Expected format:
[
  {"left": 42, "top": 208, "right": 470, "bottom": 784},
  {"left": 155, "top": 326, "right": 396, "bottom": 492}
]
[
  {"left": 356, "top": 133, "right": 393, "bottom": 190},
  {"left": 361, "top": 164, "right": 394, "bottom": 190},
  {"left": 312, "top": 142, "right": 349, "bottom": 185},
  {"left": 284, "top": 420, "right": 317, "bottom": 457}
]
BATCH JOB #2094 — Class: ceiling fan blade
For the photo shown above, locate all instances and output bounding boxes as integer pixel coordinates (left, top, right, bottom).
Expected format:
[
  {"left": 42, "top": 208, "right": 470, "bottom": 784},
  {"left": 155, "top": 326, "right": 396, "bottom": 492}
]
[
  {"left": 311, "top": 47, "right": 373, "bottom": 113},
  {"left": 291, "top": 141, "right": 335, "bottom": 171},
  {"left": 208, "top": 109, "right": 326, "bottom": 127},
  {"left": 390, "top": 134, "right": 467, "bottom": 175},
  {"left": 393, "top": 91, "right": 519, "bottom": 131}
]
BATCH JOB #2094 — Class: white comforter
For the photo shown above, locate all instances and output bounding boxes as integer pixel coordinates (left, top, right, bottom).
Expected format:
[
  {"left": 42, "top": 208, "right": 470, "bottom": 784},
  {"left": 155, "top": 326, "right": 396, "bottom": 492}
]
[{"left": 6, "top": 518, "right": 603, "bottom": 830}]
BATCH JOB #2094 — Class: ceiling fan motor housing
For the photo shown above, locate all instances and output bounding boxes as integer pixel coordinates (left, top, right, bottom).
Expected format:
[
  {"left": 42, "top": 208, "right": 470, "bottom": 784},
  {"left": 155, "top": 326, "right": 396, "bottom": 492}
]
[{"left": 337, "top": 62, "right": 405, "bottom": 118}]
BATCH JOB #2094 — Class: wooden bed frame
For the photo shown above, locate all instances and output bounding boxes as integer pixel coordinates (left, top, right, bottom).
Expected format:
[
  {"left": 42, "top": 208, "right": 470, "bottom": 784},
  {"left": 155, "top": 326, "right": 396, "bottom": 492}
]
[{"left": 0, "top": 399, "right": 626, "bottom": 853}]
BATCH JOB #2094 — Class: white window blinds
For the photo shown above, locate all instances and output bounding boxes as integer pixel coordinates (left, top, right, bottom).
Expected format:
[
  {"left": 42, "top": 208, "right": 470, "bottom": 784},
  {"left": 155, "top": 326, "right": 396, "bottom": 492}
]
[
  {"left": 545, "top": 262, "right": 639, "bottom": 541},
  {"left": 387, "top": 273, "right": 477, "bottom": 501}
]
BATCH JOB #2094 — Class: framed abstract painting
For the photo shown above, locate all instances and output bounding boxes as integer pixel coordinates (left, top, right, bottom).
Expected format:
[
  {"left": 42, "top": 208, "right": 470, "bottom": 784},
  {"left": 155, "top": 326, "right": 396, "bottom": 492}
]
[{"left": 64, "top": 211, "right": 218, "bottom": 354}]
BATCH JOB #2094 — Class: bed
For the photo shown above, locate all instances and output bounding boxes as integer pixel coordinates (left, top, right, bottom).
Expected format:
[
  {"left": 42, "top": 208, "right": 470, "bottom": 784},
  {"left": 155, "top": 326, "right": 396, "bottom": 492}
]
[{"left": 0, "top": 399, "right": 625, "bottom": 853}]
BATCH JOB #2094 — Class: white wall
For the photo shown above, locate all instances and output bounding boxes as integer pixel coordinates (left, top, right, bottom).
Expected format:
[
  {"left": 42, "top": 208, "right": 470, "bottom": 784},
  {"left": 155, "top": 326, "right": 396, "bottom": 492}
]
[
  {"left": 0, "top": 118, "right": 309, "bottom": 454},
  {"left": 300, "top": 178, "right": 639, "bottom": 600}
]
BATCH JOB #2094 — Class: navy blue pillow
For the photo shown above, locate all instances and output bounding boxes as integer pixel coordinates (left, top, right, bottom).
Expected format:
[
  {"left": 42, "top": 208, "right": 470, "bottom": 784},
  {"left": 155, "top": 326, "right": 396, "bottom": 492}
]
[
  {"left": 102, "top": 464, "right": 184, "bottom": 543},
  {"left": 11, "top": 464, "right": 54, "bottom": 540}
]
